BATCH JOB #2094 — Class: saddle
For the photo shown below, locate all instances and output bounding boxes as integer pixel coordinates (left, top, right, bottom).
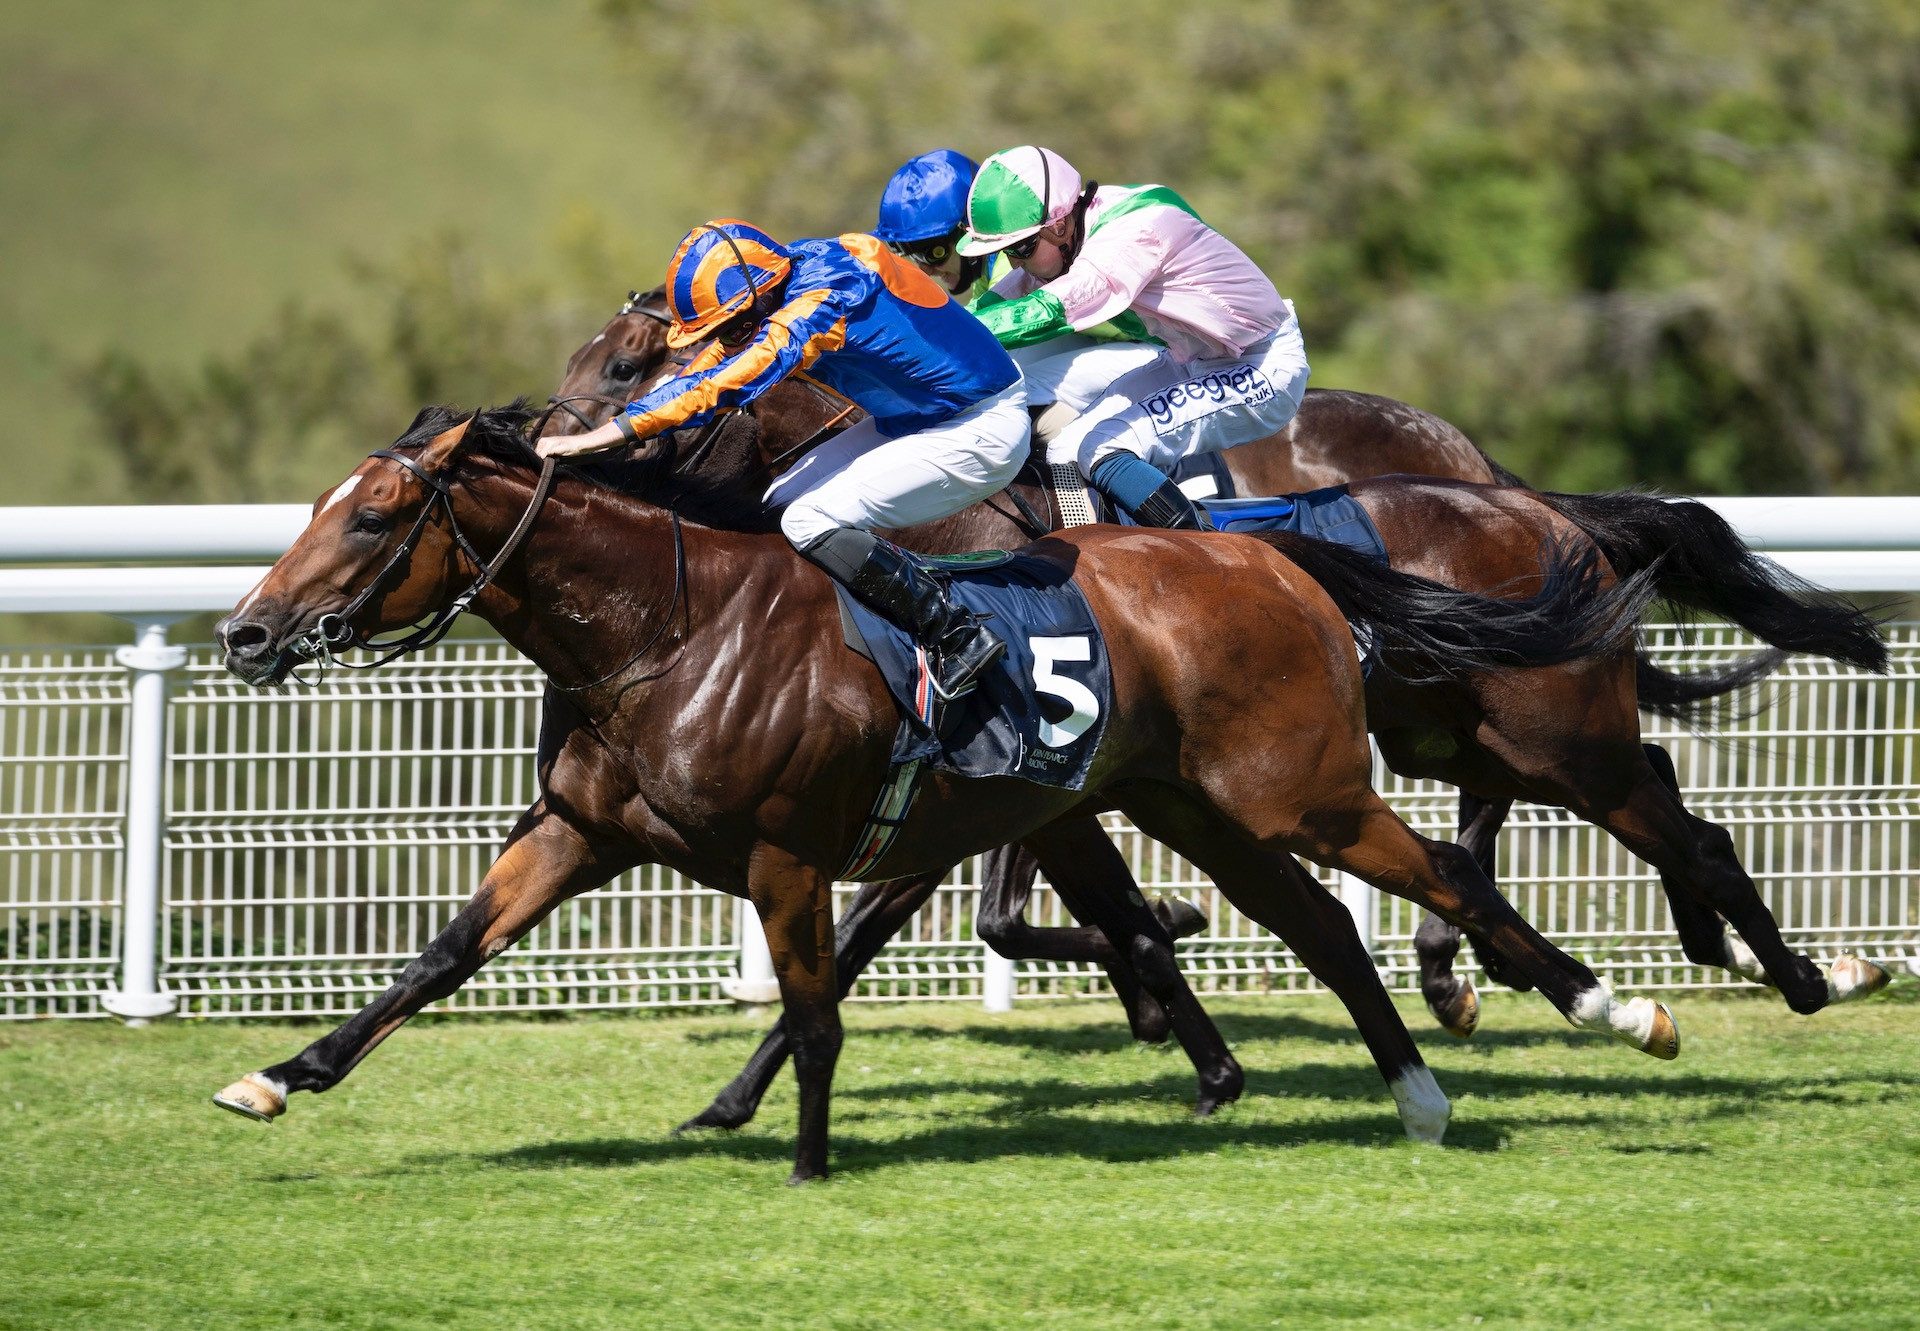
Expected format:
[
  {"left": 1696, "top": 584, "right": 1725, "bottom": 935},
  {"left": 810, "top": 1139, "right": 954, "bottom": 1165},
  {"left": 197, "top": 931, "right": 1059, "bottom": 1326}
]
[{"left": 833, "top": 550, "right": 1115, "bottom": 880}]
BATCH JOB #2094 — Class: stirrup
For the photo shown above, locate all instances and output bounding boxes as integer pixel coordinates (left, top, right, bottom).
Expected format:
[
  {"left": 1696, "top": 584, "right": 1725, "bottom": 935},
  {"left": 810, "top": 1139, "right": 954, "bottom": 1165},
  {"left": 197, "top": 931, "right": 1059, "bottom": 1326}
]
[{"left": 929, "top": 624, "right": 1006, "bottom": 702}]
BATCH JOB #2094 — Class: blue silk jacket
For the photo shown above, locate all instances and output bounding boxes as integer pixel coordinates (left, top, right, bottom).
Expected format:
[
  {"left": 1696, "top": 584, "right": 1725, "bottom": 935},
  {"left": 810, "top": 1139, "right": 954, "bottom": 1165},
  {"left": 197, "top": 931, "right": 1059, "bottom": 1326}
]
[{"left": 621, "top": 234, "right": 1020, "bottom": 441}]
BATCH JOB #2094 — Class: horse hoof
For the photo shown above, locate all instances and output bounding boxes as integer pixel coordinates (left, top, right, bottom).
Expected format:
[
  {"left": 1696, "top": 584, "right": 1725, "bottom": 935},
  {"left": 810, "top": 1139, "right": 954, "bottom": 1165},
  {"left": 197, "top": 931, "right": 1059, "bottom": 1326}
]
[
  {"left": 675, "top": 1103, "right": 751, "bottom": 1134},
  {"left": 1828, "top": 955, "right": 1892, "bottom": 1002},
  {"left": 212, "top": 1074, "right": 285, "bottom": 1123},
  {"left": 1642, "top": 1002, "right": 1680, "bottom": 1060},
  {"left": 1428, "top": 977, "right": 1480, "bottom": 1039},
  {"left": 1153, "top": 894, "right": 1210, "bottom": 941}
]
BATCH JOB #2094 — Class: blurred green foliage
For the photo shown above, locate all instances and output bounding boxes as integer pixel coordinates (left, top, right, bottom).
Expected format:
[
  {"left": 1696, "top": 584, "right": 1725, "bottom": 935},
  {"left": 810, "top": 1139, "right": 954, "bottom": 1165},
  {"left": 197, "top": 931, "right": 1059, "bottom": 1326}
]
[{"left": 58, "top": 0, "right": 1920, "bottom": 500}]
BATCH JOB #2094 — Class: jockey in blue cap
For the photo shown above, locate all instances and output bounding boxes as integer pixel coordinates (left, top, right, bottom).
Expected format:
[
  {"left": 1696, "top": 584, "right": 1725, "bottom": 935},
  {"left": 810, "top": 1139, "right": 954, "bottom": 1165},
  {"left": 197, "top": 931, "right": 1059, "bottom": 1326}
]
[
  {"left": 880, "top": 149, "right": 1165, "bottom": 480},
  {"left": 538, "top": 219, "right": 1029, "bottom": 700},
  {"left": 875, "top": 149, "right": 998, "bottom": 307}
]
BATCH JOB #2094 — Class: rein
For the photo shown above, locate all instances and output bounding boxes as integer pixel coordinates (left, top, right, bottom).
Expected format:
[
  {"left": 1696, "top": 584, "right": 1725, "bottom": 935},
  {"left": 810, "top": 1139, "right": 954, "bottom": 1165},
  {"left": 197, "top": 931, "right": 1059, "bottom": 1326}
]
[{"left": 287, "top": 443, "right": 557, "bottom": 675}]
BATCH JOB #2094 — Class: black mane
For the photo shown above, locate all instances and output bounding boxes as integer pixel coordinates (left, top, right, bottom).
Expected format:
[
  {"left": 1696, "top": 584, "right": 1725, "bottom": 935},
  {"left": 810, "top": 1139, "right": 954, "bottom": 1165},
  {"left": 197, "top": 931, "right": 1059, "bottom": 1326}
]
[{"left": 389, "top": 400, "right": 780, "bottom": 533}]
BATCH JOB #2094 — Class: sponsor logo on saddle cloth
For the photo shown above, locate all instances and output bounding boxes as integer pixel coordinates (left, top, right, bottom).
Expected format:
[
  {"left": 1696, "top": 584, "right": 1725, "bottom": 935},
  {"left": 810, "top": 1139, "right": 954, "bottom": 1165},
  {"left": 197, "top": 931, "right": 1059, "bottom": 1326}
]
[
  {"left": 1142, "top": 363, "right": 1275, "bottom": 429},
  {"left": 830, "top": 551, "right": 1113, "bottom": 790}
]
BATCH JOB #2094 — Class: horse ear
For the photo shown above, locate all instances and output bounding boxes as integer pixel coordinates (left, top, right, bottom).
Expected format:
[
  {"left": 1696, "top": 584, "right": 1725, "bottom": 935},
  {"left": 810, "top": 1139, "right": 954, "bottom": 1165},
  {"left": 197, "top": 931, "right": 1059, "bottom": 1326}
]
[{"left": 419, "top": 413, "right": 474, "bottom": 473}]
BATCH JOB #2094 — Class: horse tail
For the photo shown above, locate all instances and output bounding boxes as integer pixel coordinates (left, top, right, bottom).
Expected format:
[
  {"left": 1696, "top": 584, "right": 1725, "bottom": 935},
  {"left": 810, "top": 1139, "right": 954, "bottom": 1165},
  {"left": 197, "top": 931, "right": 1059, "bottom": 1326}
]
[
  {"left": 1252, "top": 532, "right": 1659, "bottom": 681},
  {"left": 1633, "top": 649, "right": 1787, "bottom": 722},
  {"left": 1534, "top": 490, "right": 1889, "bottom": 674}
]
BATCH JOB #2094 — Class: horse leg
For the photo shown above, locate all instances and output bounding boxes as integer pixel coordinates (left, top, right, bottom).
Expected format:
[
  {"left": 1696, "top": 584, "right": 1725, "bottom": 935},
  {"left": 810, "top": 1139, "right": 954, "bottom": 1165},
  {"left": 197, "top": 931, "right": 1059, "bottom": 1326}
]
[
  {"left": 1123, "top": 790, "right": 1450, "bottom": 1141},
  {"left": 679, "top": 870, "right": 942, "bottom": 1133},
  {"left": 1585, "top": 744, "right": 1888, "bottom": 1012},
  {"left": 1413, "top": 791, "right": 1513, "bottom": 1037},
  {"left": 1454, "top": 793, "right": 1535, "bottom": 994},
  {"left": 1020, "top": 818, "right": 1245, "bottom": 1114},
  {"left": 977, "top": 835, "right": 1176, "bottom": 1044},
  {"left": 1218, "top": 780, "right": 1681, "bottom": 1059},
  {"left": 747, "top": 847, "right": 842, "bottom": 1184},
  {"left": 213, "top": 809, "right": 618, "bottom": 1121},
  {"left": 1636, "top": 743, "right": 1759, "bottom": 976}
]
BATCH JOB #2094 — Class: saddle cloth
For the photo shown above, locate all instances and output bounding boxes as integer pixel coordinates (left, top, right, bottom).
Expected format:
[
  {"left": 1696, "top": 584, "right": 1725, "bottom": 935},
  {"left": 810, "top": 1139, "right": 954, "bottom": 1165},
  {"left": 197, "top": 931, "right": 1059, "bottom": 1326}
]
[{"left": 833, "top": 551, "right": 1113, "bottom": 791}]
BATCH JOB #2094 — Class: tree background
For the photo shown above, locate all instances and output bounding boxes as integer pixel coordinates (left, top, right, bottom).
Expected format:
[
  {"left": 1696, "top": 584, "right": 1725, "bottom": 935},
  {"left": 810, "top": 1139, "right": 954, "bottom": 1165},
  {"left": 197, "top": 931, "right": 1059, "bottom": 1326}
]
[{"left": 8, "top": 0, "right": 1917, "bottom": 505}]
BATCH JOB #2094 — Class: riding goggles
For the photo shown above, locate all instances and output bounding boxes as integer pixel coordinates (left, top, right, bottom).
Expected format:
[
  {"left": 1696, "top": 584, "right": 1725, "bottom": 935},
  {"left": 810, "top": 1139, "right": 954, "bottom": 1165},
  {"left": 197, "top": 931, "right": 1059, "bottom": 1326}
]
[{"left": 886, "top": 229, "right": 963, "bottom": 267}]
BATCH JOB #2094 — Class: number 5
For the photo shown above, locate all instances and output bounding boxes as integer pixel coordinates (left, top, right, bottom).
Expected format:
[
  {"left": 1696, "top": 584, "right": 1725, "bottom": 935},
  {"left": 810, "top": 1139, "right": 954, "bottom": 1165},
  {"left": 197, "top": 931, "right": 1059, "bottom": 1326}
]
[{"left": 1030, "top": 635, "right": 1100, "bottom": 748}]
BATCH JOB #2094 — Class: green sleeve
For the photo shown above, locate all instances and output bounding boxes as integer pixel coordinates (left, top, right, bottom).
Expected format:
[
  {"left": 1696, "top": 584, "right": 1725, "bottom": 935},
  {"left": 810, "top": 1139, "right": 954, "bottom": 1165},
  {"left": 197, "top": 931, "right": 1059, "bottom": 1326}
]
[{"left": 975, "top": 288, "right": 1075, "bottom": 349}]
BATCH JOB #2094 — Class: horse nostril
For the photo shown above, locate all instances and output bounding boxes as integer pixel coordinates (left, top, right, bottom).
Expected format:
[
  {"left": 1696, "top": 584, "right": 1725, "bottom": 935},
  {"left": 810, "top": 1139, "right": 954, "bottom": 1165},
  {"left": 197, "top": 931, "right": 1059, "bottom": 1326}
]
[{"left": 221, "top": 620, "right": 271, "bottom": 658}]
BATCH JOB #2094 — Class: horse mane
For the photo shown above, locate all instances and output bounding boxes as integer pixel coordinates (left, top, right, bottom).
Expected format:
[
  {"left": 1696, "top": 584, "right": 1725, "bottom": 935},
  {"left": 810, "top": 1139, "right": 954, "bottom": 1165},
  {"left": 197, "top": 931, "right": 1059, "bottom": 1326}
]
[{"left": 388, "top": 400, "right": 782, "bottom": 534}]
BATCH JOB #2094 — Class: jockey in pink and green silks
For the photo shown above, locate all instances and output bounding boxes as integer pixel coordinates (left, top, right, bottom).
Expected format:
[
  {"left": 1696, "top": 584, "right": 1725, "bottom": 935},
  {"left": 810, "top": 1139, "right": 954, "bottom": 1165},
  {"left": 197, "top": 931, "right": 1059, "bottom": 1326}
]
[{"left": 958, "top": 145, "right": 1311, "bottom": 532}]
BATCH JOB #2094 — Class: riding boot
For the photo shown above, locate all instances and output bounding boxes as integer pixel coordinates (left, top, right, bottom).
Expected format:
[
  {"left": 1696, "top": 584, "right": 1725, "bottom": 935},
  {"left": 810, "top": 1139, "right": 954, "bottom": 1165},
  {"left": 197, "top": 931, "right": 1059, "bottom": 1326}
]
[
  {"left": 1087, "top": 453, "right": 1213, "bottom": 531},
  {"left": 799, "top": 528, "right": 1006, "bottom": 700}
]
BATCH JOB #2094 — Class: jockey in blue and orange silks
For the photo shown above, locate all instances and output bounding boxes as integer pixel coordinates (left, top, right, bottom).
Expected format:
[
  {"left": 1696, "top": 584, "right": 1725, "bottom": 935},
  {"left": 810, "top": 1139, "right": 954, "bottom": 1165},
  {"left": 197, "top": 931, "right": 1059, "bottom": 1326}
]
[{"left": 537, "top": 219, "right": 1028, "bottom": 700}]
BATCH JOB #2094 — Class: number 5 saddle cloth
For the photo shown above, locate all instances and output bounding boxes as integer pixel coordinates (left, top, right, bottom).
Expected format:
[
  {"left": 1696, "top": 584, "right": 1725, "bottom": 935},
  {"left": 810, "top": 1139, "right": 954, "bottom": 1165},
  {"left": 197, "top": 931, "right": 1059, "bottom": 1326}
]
[{"left": 830, "top": 550, "right": 1113, "bottom": 792}]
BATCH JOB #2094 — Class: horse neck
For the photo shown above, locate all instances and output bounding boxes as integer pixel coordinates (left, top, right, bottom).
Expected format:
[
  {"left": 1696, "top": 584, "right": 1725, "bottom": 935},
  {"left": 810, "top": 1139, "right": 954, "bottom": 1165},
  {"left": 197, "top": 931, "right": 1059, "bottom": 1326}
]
[{"left": 454, "top": 462, "right": 702, "bottom": 686}]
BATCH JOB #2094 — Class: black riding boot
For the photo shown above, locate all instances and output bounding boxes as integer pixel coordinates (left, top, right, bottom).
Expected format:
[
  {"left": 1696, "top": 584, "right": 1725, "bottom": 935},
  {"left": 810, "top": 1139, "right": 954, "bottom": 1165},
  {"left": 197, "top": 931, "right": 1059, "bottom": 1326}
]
[
  {"left": 1087, "top": 454, "right": 1213, "bottom": 530},
  {"left": 800, "top": 528, "right": 1006, "bottom": 700}
]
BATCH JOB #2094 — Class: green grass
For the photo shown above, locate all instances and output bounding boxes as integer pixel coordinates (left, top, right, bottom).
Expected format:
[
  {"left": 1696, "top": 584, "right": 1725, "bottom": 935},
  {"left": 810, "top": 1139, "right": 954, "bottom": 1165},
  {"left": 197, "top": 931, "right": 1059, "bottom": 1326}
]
[
  {"left": 2, "top": 992, "right": 1915, "bottom": 1330},
  {"left": 0, "top": 1, "right": 695, "bottom": 502}
]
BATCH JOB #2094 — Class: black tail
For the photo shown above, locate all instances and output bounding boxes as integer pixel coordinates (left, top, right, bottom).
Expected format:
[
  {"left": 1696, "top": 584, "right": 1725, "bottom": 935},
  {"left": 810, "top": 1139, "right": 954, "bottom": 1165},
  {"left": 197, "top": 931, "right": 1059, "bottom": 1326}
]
[
  {"left": 1254, "top": 532, "right": 1659, "bottom": 681},
  {"left": 1634, "top": 649, "right": 1787, "bottom": 722},
  {"left": 1535, "top": 490, "right": 1889, "bottom": 674}
]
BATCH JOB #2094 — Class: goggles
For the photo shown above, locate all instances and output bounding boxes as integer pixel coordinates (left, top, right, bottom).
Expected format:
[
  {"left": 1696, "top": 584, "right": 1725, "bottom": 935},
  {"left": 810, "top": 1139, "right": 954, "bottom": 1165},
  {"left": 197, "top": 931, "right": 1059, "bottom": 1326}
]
[{"left": 887, "top": 230, "right": 962, "bottom": 267}]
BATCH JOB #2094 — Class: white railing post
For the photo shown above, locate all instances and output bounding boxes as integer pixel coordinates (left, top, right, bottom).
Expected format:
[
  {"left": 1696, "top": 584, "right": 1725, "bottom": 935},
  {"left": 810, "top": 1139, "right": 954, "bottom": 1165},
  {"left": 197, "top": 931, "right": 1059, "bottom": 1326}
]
[
  {"left": 101, "top": 618, "right": 185, "bottom": 1025},
  {"left": 721, "top": 895, "right": 780, "bottom": 1005},
  {"left": 982, "top": 947, "right": 1015, "bottom": 1012}
]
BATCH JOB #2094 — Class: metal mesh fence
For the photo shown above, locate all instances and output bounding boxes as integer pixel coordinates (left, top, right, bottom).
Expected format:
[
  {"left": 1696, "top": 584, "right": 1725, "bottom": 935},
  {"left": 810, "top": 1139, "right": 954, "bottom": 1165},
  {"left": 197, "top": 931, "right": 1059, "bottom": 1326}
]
[{"left": 1, "top": 626, "right": 1914, "bottom": 1019}]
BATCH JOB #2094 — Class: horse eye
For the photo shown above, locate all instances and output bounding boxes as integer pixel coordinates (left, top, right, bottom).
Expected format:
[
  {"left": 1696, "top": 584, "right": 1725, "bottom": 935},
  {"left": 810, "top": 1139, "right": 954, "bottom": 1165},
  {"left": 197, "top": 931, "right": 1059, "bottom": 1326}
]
[
  {"left": 608, "top": 359, "right": 639, "bottom": 382},
  {"left": 353, "top": 511, "right": 389, "bottom": 536}
]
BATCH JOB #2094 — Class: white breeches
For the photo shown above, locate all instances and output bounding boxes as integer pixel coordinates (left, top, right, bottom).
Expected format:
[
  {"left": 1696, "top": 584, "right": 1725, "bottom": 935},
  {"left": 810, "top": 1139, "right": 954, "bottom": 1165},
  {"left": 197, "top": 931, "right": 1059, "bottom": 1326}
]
[
  {"left": 1042, "top": 320, "right": 1310, "bottom": 475},
  {"left": 770, "top": 379, "right": 1031, "bottom": 547}
]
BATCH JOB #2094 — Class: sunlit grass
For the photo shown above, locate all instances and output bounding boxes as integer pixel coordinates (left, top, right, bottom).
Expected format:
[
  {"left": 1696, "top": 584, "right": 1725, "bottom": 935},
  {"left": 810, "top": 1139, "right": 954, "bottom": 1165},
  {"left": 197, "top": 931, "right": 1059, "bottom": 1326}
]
[{"left": 2, "top": 990, "right": 1914, "bottom": 1329}]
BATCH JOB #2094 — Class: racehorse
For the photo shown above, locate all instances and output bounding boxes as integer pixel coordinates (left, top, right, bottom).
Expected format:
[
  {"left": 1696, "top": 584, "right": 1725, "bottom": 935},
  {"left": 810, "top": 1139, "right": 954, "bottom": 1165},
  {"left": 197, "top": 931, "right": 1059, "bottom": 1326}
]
[
  {"left": 547, "top": 310, "right": 1889, "bottom": 1131},
  {"left": 211, "top": 404, "right": 1678, "bottom": 1182}
]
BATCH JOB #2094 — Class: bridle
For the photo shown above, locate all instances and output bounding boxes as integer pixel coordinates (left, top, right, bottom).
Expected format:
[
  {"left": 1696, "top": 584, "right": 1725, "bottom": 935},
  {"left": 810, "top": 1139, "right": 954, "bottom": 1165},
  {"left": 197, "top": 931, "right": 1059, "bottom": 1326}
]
[{"left": 285, "top": 436, "right": 557, "bottom": 675}]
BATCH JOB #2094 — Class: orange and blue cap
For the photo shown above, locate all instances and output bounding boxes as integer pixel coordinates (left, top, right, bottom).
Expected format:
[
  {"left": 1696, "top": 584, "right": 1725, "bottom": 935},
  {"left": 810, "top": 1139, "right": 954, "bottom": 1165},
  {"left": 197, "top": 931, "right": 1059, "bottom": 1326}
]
[{"left": 662, "top": 220, "right": 792, "bottom": 348}]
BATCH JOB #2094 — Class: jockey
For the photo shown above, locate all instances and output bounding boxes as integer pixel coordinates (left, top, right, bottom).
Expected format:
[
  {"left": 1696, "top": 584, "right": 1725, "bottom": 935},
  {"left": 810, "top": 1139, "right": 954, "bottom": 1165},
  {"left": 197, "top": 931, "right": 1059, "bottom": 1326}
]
[
  {"left": 536, "top": 219, "right": 1028, "bottom": 700},
  {"left": 957, "top": 146, "right": 1309, "bottom": 531},
  {"left": 875, "top": 149, "right": 997, "bottom": 307}
]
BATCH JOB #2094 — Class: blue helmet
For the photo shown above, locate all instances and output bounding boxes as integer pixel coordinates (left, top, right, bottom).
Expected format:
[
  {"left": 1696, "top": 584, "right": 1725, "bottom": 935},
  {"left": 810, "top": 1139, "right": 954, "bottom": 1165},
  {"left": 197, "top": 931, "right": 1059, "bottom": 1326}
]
[{"left": 875, "top": 149, "right": 979, "bottom": 245}]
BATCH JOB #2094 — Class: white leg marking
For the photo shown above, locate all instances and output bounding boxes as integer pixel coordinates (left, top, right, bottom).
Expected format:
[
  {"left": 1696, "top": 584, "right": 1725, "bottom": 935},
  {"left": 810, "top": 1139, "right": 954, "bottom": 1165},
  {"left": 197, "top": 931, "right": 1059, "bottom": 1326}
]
[
  {"left": 1722, "top": 923, "right": 1769, "bottom": 984},
  {"left": 1389, "top": 1066, "right": 1451, "bottom": 1144},
  {"left": 1570, "top": 983, "right": 1666, "bottom": 1049},
  {"left": 252, "top": 1072, "right": 290, "bottom": 1100}
]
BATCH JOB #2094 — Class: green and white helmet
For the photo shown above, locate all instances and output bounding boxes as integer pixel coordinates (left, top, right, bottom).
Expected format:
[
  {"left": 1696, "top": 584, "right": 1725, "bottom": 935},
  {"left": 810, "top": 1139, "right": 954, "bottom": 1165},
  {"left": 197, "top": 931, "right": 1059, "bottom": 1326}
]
[{"left": 955, "top": 146, "right": 1084, "bottom": 258}]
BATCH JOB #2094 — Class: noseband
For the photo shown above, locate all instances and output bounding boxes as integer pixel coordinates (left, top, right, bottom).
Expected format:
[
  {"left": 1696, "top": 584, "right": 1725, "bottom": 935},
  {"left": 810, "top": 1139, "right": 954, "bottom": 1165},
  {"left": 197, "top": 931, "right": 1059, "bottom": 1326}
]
[{"left": 286, "top": 443, "right": 558, "bottom": 673}]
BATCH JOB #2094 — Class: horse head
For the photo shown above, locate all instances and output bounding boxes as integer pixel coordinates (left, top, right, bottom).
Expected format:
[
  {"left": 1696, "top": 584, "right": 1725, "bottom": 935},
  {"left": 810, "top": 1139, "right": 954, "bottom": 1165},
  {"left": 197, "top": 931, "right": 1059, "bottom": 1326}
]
[
  {"left": 543, "top": 288, "right": 676, "bottom": 437},
  {"left": 216, "top": 405, "right": 540, "bottom": 685}
]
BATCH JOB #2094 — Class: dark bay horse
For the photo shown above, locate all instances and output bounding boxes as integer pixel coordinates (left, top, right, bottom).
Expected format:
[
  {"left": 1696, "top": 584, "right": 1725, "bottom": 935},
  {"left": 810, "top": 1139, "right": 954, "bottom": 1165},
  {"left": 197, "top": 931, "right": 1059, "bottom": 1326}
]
[
  {"left": 211, "top": 406, "right": 1680, "bottom": 1182},
  {"left": 553, "top": 304, "right": 1891, "bottom": 1073}
]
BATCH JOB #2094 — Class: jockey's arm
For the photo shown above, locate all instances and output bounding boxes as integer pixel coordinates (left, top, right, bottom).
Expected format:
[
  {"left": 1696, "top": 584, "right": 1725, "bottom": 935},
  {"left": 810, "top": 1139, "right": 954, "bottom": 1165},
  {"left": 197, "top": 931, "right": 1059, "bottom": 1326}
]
[
  {"left": 973, "top": 216, "right": 1165, "bottom": 350},
  {"left": 536, "top": 296, "right": 849, "bottom": 459}
]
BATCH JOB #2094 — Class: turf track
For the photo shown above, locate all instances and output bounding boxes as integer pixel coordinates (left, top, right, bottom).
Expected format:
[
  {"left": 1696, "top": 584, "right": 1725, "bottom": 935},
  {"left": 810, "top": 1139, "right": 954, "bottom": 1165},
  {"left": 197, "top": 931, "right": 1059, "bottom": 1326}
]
[{"left": 2, "top": 991, "right": 1914, "bottom": 1329}]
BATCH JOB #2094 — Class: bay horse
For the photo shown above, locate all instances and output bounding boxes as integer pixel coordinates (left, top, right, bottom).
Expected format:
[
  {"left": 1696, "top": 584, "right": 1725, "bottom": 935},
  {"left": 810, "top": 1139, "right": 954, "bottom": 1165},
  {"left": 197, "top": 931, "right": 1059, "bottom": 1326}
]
[
  {"left": 547, "top": 314, "right": 1889, "bottom": 1131},
  {"left": 211, "top": 405, "right": 1678, "bottom": 1182}
]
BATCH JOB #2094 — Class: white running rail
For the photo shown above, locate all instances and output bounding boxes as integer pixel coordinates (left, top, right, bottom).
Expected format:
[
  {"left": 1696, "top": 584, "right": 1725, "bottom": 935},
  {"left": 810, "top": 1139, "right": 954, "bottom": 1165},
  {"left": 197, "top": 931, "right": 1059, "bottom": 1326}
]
[{"left": 0, "top": 499, "right": 1913, "bottom": 1021}]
